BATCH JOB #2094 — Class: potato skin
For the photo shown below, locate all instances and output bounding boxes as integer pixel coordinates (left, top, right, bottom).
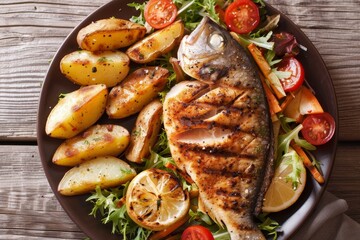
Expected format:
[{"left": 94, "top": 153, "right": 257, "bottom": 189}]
[
  {"left": 106, "top": 67, "right": 169, "bottom": 119},
  {"left": 60, "top": 50, "right": 130, "bottom": 87},
  {"left": 53, "top": 124, "right": 130, "bottom": 167},
  {"left": 126, "top": 20, "right": 184, "bottom": 63},
  {"left": 77, "top": 18, "right": 146, "bottom": 51},
  {"left": 58, "top": 156, "right": 136, "bottom": 196},
  {"left": 125, "top": 99, "right": 163, "bottom": 163},
  {"left": 45, "top": 84, "right": 108, "bottom": 139}
]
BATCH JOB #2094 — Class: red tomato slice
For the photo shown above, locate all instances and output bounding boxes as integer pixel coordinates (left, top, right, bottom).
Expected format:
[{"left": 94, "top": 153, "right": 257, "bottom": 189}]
[
  {"left": 301, "top": 112, "right": 335, "bottom": 145},
  {"left": 144, "top": 0, "right": 177, "bottom": 29},
  {"left": 224, "top": 0, "right": 260, "bottom": 34},
  {"left": 181, "top": 225, "right": 214, "bottom": 240},
  {"left": 277, "top": 56, "right": 305, "bottom": 92}
]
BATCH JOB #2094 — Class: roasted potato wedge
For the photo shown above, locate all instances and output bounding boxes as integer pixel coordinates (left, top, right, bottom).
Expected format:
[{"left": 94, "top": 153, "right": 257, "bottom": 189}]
[
  {"left": 58, "top": 156, "right": 136, "bottom": 196},
  {"left": 106, "top": 67, "right": 169, "bottom": 119},
  {"left": 125, "top": 99, "right": 163, "bottom": 163},
  {"left": 60, "top": 50, "right": 130, "bottom": 87},
  {"left": 126, "top": 20, "right": 184, "bottom": 63},
  {"left": 77, "top": 18, "right": 146, "bottom": 52},
  {"left": 45, "top": 84, "right": 107, "bottom": 139},
  {"left": 53, "top": 124, "right": 130, "bottom": 166}
]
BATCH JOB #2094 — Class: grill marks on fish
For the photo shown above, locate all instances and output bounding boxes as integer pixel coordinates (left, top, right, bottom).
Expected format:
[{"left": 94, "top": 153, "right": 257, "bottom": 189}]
[
  {"left": 164, "top": 17, "right": 274, "bottom": 240},
  {"left": 164, "top": 81, "right": 271, "bottom": 239}
]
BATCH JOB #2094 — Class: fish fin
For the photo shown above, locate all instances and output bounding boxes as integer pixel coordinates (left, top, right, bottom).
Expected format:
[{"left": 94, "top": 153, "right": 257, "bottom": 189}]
[{"left": 254, "top": 122, "right": 275, "bottom": 216}]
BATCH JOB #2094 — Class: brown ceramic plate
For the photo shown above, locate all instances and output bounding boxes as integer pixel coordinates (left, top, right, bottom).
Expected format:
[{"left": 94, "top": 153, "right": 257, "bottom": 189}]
[{"left": 37, "top": 1, "right": 338, "bottom": 239}]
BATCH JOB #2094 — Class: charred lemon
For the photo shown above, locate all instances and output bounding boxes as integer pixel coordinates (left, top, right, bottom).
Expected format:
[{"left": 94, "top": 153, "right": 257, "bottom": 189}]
[{"left": 126, "top": 168, "right": 190, "bottom": 231}]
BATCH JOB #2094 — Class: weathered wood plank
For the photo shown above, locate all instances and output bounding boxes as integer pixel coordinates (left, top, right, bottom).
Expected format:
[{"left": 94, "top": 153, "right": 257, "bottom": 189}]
[
  {"left": 0, "top": 0, "right": 109, "bottom": 141},
  {"left": 0, "top": 145, "right": 85, "bottom": 239},
  {"left": 0, "top": 144, "right": 358, "bottom": 238},
  {"left": 0, "top": 0, "right": 360, "bottom": 140},
  {"left": 327, "top": 142, "right": 360, "bottom": 223}
]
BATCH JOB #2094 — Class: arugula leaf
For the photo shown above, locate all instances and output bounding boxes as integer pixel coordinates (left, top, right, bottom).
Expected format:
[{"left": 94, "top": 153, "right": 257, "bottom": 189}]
[
  {"left": 257, "top": 213, "right": 280, "bottom": 240},
  {"left": 198, "top": 0, "right": 220, "bottom": 23},
  {"left": 252, "top": 14, "right": 280, "bottom": 38},
  {"left": 279, "top": 114, "right": 296, "bottom": 133},
  {"left": 189, "top": 209, "right": 213, "bottom": 225},
  {"left": 188, "top": 209, "right": 230, "bottom": 239},
  {"left": 272, "top": 67, "right": 292, "bottom": 80},
  {"left": 213, "top": 229, "right": 231, "bottom": 240},
  {"left": 265, "top": 50, "right": 282, "bottom": 67},
  {"left": 305, "top": 148, "right": 324, "bottom": 175},
  {"left": 58, "top": 93, "right": 67, "bottom": 99},
  {"left": 282, "top": 149, "right": 304, "bottom": 190},
  {"left": 87, "top": 186, "right": 152, "bottom": 239},
  {"left": 277, "top": 123, "right": 316, "bottom": 164},
  {"left": 252, "top": 0, "right": 266, "bottom": 7},
  {"left": 127, "top": 2, "right": 146, "bottom": 25},
  {"left": 236, "top": 31, "right": 274, "bottom": 50}
]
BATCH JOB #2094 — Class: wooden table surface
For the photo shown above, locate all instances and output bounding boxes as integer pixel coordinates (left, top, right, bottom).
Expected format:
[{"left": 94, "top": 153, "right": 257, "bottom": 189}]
[{"left": 0, "top": 0, "right": 359, "bottom": 238}]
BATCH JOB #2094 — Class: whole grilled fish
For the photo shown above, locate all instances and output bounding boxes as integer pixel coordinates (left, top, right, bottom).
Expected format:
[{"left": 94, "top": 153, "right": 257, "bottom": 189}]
[{"left": 163, "top": 17, "right": 274, "bottom": 239}]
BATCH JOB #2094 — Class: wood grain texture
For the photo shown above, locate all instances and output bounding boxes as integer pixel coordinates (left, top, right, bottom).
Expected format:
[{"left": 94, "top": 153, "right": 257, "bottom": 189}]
[
  {"left": 0, "top": 0, "right": 109, "bottom": 141},
  {"left": 0, "top": 0, "right": 360, "bottom": 239},
  {"left": 0, "top": 144, "right": 358, "bottom": 239},
  {"left": 0, "top": 0, "right": 359, "bottom": 140},
  {"left": 0, "top": 145, "right": 85, "bottom": 239}
]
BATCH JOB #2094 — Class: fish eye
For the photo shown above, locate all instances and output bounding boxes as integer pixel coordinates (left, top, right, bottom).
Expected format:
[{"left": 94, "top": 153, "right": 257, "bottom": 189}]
[{"left": 208, "top": 32, "right": 225, "bottom": 50}]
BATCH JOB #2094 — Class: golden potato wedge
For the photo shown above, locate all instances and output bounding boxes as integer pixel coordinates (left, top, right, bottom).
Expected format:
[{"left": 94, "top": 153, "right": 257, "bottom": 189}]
[
  {"left": 45, "top": 84, "right": 107, "bottom": 139},
  {"left": 125, "top": 99, "right": 163, "bottom": 163},
  {"left": 60, "top": 50, "right": 130, "bottom": 87},
  {"left": 53, "top": 124, "right": 130, "bottom": 166},
  {"left": 126, "top": 20, "right": 184, "bottom": 63},
  {"left": 77, "top": 18, "right": 146, "bottom": 51},
  {"left": 106, "top": 67, "right": 169, "bottom": 119},
  {"left": 58, "top": 156, "right": 136, "bottom": 196}
]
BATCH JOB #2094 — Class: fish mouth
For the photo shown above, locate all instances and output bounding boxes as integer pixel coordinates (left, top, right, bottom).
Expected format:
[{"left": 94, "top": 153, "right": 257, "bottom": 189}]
[
  {"left": 179, "top": 17, "right": 226, "bottom": 61},
  {"left": 186, "top": 17, "right": 209, "bottom": 45}
]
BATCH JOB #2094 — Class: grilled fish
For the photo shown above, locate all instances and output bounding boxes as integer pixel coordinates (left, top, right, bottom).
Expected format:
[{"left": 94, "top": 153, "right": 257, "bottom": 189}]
[{"left": 163, "top": 17, "right": 274, "bottom": 239}]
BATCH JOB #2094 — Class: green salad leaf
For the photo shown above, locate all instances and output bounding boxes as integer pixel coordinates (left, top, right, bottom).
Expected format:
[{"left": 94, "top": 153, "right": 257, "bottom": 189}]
[
  {"left": 257, "top": 213, "right": 280, "bottom": 240},
  {"left": 277, "top": 122, "right": 316, "bottom": 164},
  {"left": 282, "top": 148, "right": 305, "bottom": 190},
  {"left": 127, "top": 2, "right": 146, "bottom": 25},
  {"left": 86, "top": 186, "right": 152, "bottom": 239}
]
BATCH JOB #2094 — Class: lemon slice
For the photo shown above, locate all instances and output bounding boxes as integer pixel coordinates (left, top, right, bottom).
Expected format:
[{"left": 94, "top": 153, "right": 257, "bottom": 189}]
[
  {"left": 262, "top": 149, "right": 306, "bottom": 212},
  {"left": 126, "top": 168, "right": 190, "bottom": 231}
]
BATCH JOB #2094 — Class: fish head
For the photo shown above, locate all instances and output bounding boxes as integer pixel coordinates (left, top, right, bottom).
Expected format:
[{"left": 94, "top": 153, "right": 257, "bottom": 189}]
[{"left": 178, "top": 17, "right": 238, "bottom": 84}]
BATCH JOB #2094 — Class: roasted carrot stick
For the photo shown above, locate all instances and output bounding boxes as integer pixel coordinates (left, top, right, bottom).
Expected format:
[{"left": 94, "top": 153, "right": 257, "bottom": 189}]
[
  {"left": 280, "top": 93, "right": 295, "bottom": 111},
  {"left": 247, "top": 43, "right": 286, "bottom": 99},
  {"left": 291, "top": 142, "right": 324, "bottom": 184},
  {"left": 260, "top": 74, "right": 282, "bottom": 118},
  {"left": 148, "top": 215, "right": 190, "bottom": 240}
]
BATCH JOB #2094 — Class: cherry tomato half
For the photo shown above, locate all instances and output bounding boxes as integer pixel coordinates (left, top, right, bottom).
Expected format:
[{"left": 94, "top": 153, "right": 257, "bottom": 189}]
[
  {"left": 276, "top": 56, "right": 305, "bottom": 92},
  {"left": 301, "top": 112, "right": 335, "bottom": 145},
  {"left": 181, "top": 225, "right": 214, "bottom": 240},
  {"left": 144, "top": 0, "right": 177, "bottom": 29},
  {"left": 224, "top": 0, "right": 260, "bottom": 34}
]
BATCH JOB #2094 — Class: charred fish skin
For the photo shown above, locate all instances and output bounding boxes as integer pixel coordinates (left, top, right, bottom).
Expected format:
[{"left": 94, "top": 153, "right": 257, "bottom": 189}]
[{"left": 164, "top": 17, "right": 274, "bottom": 240}]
